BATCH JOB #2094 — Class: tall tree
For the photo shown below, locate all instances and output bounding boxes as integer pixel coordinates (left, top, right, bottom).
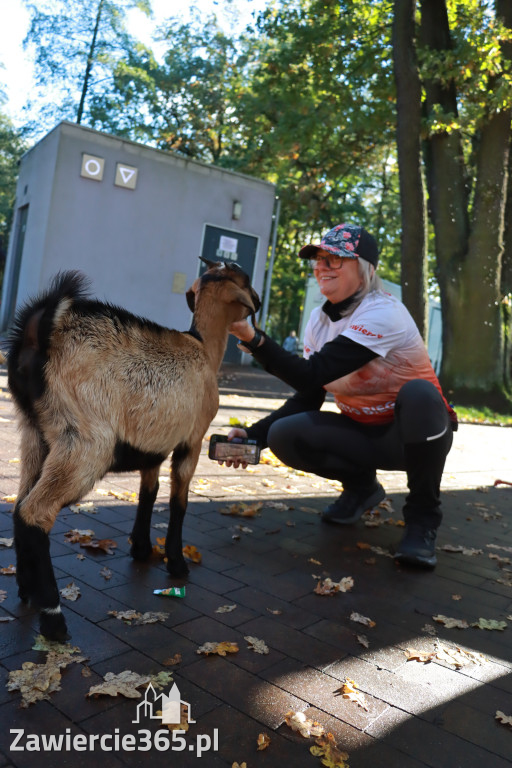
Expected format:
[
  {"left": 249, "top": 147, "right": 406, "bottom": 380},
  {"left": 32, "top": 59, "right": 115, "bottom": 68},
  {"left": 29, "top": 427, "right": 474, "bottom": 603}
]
[
  {"left": 392, "top": 0, "right": 428, "bottom": 338},
  {"left": 416, "top": 0, "right": 512, "bottom": 407},
  {"left": 22, "top": 0, "right": 150, "bottom": 133},
  {"left": 0, "top": 113, "right": 26, "bottom": 280}
]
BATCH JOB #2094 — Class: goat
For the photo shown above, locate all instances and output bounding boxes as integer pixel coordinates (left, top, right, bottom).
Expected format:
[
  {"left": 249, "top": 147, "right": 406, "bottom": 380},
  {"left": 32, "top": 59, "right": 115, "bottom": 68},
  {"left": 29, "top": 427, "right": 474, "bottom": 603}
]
[{"left": 7, "top": 259, "right": 260, "bottom": 640}]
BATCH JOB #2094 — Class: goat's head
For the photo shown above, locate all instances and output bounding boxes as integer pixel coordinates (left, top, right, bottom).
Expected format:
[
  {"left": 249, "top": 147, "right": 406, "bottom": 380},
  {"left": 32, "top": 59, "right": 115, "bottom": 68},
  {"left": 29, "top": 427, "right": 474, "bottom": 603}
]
[{"left": 186, "top": 259, "right": 261, "bottom": 324}]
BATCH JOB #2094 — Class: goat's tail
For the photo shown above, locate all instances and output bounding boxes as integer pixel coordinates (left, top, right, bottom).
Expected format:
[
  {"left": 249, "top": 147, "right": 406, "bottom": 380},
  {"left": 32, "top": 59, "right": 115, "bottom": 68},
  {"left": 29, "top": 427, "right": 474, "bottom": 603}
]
[{"left": 7, "top": 271, "right": 91, "bottom": 415}]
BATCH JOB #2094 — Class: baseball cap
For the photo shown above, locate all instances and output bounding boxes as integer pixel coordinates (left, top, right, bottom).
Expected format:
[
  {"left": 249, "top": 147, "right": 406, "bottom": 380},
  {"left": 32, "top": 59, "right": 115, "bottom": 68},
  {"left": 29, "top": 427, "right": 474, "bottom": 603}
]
[{"left": 299, "top": 223, "right": 379, "bottom": 267}]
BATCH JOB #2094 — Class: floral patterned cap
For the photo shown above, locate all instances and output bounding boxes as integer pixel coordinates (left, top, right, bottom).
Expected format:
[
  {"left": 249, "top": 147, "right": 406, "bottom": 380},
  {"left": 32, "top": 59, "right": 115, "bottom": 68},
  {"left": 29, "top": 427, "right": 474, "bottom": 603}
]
[{"left": 299, "top": 223, "right": 379, "bottom": 267}]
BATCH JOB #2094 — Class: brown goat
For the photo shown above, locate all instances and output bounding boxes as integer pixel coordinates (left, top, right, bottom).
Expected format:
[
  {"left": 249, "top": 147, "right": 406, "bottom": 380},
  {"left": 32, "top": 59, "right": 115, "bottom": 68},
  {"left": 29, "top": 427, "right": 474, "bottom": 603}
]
[{"left": 8, "top": 259, "right": 260, "bottom": 640}]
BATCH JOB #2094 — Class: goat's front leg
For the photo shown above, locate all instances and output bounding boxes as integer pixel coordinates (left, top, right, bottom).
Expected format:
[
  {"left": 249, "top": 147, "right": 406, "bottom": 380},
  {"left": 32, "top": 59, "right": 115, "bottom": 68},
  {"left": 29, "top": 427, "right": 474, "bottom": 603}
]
[
  {"left": 130, "top": 466, "right": 160, "bottom": 561},
  {"left": 166, "top": 441, "right": 201, "bottom": 577}
]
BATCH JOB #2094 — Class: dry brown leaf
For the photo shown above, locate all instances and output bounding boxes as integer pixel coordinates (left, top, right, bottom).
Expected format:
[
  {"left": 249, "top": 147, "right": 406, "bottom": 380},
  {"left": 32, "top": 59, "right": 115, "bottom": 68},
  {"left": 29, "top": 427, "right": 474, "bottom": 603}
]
[
  {"left": 314, "top": 576, "right": 354, "bottom": 596},
  {"left": 267, "top": 607, "right": 283, "bottom": 615},
  {"left": 0, "top": 565, "right": 16, "bottom": 575},
  {"left": 336, "top": 679, "right": 369, "bottom": 711},
  {"left": 87, "top": 670, "right": 151, "bottom": 698},
  {"left": 163, "top": 653, "right": 182, "bottom": 667},
  {"left": 158, "top": 703, "right": 190, "bottom": 732},
  {"left": 432, "top": 614, "right": 469, "bottom": 629},
  {"left": 245, "top": 635, "right": 269, "bottom": 654},
  {"left": 232, "top": 763, "right": 247, "bottom": 768},
  {"left": 8, "top": 651, "right": 87, "bottom": 707},
  {"left": 196, "top": 641, "right": 239, "bottom": 656},
  {"left": 356, "top": 541, "right": 372, "bottom": 550},
  {"left": 100, "top": 567, "right": 112, "bottom": 580},
  {"left": 310, "top": 733, "right": 349, "bottom": 768},
  {"left": 284, "top": 710, "right": 325, "bottom": 738},
  {"left": 440, "top": 544, "right": 483, "bottom": 556},
  {"left": 215, "top": 604, "right": 237, "bottom": 614},
  {"left": 108, "top": 610, "right": 169, "bottom": 625},
  {"left": 489, "top": 553, "right": 512, "bottom": 566},
  {"left": 257, "top": 732, "right": 271, "bottom": 751},
  {"left": 64, "top": 528, "right": 94, "bottom": 543},
  {"left": 60, "top": 582, "right": 81, "bottom": 601},
  {"left": 452, "top": 594, "right": 462, "bottom": 601},
  {"left": 435, "top": 643, "right": 487, "bottom": 668},
  {"left": 405, "top": 648, "right": 436, "bottom": 663},
  {"left": 82, "top": 538, "right": 117, "bottom": 555},
  {"left": 219, "top": 501, "right": 263, "bottom": 518},
  {"left": 182, "top": 544, "right": 202, "bottom": 563},
  {"left": 496, "top": 711, "right": 512, "bottom": 727},
  {"left": 350, "top": 611, "right": 376, "bottom": 628}
]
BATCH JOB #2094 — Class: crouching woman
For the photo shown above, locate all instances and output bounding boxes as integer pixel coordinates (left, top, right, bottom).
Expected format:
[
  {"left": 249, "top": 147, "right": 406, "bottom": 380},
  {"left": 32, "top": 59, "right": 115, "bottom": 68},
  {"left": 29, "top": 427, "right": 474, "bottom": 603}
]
[{"left": 225, "top": 223, "right": 457, "bottom": 568}]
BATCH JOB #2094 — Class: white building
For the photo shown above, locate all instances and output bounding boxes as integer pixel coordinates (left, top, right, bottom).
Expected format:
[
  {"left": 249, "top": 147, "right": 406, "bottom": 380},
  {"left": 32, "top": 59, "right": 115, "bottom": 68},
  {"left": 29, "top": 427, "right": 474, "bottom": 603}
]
[{"left": 1, "top": 121, "right": 277, "bottom": 363}]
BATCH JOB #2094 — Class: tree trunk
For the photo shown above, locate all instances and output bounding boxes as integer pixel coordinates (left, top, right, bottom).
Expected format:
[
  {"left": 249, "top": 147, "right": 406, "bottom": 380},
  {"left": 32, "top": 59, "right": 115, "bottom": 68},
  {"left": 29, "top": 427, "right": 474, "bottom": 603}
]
[
  {"left": 420, "top": 0, "right": 511, "bottom": 407},
  {"left": 392, "top": 0, "right": 428, "bottom": 339},
  {"left": 77, "top": 0, "right": 105, "bottom": 124}
]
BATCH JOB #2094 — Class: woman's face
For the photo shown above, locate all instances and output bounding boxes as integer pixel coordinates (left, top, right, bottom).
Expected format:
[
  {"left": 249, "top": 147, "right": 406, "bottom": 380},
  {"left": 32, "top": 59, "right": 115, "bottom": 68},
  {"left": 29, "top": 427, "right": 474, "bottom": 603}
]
[{"left": 312, "top": 248, "right": 363, "bottom": 304}]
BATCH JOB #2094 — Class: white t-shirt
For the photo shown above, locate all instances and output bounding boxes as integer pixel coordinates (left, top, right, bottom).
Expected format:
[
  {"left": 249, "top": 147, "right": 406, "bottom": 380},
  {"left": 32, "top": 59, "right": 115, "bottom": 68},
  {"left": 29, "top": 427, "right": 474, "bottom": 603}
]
[{"left": 303, "top": 290, "right": 450, "bottom": 424}]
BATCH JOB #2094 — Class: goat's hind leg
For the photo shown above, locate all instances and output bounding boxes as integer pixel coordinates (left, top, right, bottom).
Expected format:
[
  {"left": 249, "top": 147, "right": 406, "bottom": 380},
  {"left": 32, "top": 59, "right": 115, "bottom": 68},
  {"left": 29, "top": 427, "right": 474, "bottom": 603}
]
[
  {"left": 166, "top": 441, "right": 202, "bottom": 578},
  {"left": 14, "top": 421, "right": 48, "bottom": 604},
  {"left": 130, "top": 466, "right": 160, "bottom": 561},
  {"left": 16, "top": 440, "right": 103, "bottom": 640}
]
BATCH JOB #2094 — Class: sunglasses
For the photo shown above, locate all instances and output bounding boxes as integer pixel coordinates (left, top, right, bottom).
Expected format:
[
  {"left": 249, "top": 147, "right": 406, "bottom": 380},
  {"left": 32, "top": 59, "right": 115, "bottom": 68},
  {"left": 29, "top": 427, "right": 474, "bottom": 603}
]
[{"left": 308, "top": 253, "right": 358, "bottom": 270}]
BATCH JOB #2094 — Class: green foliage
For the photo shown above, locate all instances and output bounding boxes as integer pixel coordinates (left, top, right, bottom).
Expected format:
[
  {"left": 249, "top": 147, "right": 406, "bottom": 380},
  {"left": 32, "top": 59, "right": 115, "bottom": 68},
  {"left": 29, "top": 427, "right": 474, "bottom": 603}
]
[
  {"left": 0, "top": 114, "right": 26, "bottom": 280},
  {"left": 21, "top": 0, "right": 151, "bottom": 135}
]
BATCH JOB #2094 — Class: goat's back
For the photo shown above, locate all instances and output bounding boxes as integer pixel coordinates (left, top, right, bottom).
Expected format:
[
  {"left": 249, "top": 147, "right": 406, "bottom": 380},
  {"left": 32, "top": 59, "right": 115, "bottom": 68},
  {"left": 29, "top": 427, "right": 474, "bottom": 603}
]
[{"left": 8, "top": 272, "right": 219, "bottom": 452}]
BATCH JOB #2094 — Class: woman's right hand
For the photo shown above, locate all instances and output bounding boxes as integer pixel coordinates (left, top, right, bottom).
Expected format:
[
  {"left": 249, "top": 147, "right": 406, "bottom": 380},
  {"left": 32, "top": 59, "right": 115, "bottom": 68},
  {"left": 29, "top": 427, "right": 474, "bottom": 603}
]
[{"left": 220, "top": 427, "right": 249, "bottom": 469}]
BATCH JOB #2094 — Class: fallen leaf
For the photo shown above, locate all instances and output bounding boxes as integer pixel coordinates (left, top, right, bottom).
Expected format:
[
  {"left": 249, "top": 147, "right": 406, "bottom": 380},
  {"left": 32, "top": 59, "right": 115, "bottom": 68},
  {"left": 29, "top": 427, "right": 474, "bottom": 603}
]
[
  {"left": 69, "top": 501, "right": 98, "bottom": 514},
  {"left": 60, "top": 582, "right": 81, "bottom": 601},
  {"left": 489, "top": 553, "right": 512, "bottom": 566},
  {"left": 232, "top": 763, "right": 247, "bottom": 768},
  {"left": 82, "top": 538, "right": 117, "bottom": 555},
  {"left": 314, "top": 576, "right": 354, "bottom": 595},
  {"left": 245, "top": 635, "right": 269, "bottom": 654},
  {"left": 158, "top": 702, "right": 190, "bottom": 732},
  {"left": 108, "top": 610, "right": 169, "bottom": 625},
  {"left": 219, "top": 502, "right": 263, "bottom": 518},
  {"left": 487, "top": 543, "right": 512, "bottom": 554},
  {"left": 335, "top": 679, "right": 369, "bottom": 711},
  {"left": 76, "top": 554, "right": 85, "bottom": 561},
  {"left": 284, "top": 710, "right": 325, "bottom": 738},
  {"left": 452, "top": 594, "right": 462, "bottom": 601},
  {"left": 435, "top": 643, "right": 487, "bottom": 668},
  {"left": 2, "top": 494, "right": 17, "bottom": 502},
  {"left": 0, "top": 590, "right": 6, "bottom": 602},
  {"left": 356, "top": 541, "right": 372, "bottom": 550},
  {"left": 32, "top": 635, "right": 83, "bottom": 654},
  {"left": 64, "top": 528, "right": 95, "bottom": 543},
  {"left": 196, "top": 641, "right": 239, "bottom": 656},
  {"left": 406, "top": 648, "right": 436, "bottom": 663},
  {"left": 87, "top": 670, "right": 151, "bottom": 699},
  {"left": 350, "top": 612, "right": 376, "bottom": 628},
  {"left": 432, "top": 614, "right": 469, "bottom": 629},
  {"left": 182, "top": 544, "right": 202, "bottom": 563},
  {"left": 257, "top": 733, "right": 271, "bottom": 751},
  {"left": 100, "top": 567, "right": 112, "bottom": 580},
  {"left": 215, "top": 604, "right": 237, "bottom": 614},
  {"left": 310, "top": 733, "right": 349, "bottom": 768},
  {"left": 0, "top": 537, "right": 13, "bottom": 547},
  {"left": 471, "top": 618, "right": 507, "bottom": 631},
  {"left": 356, "top": 634, "right": 369, "bottom": 649},
  {"left": 440, "top": 544, "right": 483, "bottom": 556},
  {"left": 8, "top": 650, "right": 87, "bottom": 707},
  {"left": 308, "top": 558, "right": 322, "bottom": 565},
  {"left": 151, "top": 671, "right": 175, "bottom": 690},
  {"left": 0, "top": 616, "right": 14, "bottom": 622},
  {"left": 267, "top": 607, "right": 283, "bottom": 615},
  {"left": 0, "top": 565, "right": 16, "bottom": 575},
  {"left": 496, "top": 710, "right": 512, "bottom": 727},
  {"left": 163, "top": 653, "right": 182, "bottom": 667}
]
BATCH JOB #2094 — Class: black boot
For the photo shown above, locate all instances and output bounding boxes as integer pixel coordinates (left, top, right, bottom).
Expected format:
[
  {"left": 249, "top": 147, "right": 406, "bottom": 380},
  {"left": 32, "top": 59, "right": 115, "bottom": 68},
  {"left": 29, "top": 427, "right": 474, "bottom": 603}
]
[
  {"left": 394, "top": 524, "right": 437, "bottom": 567},
  {"left": 322, "top": 481, "right": 386, "bottom": 525}
]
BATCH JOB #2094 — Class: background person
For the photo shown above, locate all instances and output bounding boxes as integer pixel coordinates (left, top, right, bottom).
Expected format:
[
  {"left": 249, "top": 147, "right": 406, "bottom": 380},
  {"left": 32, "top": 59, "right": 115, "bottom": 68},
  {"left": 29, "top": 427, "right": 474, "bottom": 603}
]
[
  {"left": 225, "top": 222, "right": 457, "bottom": 569},
  {"left": 282, "top": 330, "right": 299, "bottom": 353}
]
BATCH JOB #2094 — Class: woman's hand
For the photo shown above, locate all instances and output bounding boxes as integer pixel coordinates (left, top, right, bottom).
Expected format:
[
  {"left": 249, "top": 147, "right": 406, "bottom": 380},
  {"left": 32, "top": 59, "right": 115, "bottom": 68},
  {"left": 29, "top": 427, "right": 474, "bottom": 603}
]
[
  {"left": 228, "top": 320, "right": 254, "bottom": 342},
  {"left": 219, "top": 427, "right": 249, "bottom": 469}
]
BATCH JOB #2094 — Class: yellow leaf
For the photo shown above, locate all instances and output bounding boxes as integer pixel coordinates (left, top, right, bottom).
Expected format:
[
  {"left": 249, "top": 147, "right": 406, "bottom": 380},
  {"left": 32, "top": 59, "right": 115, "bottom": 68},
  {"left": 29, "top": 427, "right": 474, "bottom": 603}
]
[
  {"left": 196, "top": 641, "right": 239, "bottom": 656},
  {"left": 182, "top": 544, "right": 202, "bottom": 563},
  {"left": 350, "top": 611, "right": 376, "bottom": 628},
  {"left": 310, "top": 733, "right": 349, "bottom": 768},
  {"left": 336, "top": 679, "right": 369, "bottom": 711},
  {"left": 257, "top": 732, "right": 271, "bottom": 750},
  {"left": 284, "top": 710, "right": 325, "bottom": 738},
  {"left": 405, "top": 648, "right": 436, "bottom": 663}
]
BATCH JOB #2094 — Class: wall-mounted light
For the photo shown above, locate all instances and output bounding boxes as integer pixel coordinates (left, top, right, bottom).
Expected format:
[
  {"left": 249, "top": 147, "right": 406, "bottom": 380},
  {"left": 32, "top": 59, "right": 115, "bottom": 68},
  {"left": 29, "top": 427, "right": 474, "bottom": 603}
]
[{"left": 232, "top": 200, "right": 242, "bottom": 220}]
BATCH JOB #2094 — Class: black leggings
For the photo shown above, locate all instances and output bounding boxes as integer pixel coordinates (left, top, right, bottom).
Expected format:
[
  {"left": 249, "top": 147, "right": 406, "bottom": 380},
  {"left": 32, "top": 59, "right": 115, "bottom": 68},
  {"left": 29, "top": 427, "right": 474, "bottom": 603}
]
[{"left": 267, "top": 379, "right": 453, "bottom": 528}]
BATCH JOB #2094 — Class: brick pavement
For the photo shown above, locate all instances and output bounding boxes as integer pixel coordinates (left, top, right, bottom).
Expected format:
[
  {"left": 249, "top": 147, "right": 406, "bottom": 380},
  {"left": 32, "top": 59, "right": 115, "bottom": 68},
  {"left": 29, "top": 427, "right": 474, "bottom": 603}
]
[{"left": 0, "top": 362, "right": 511, "bottom": 768}]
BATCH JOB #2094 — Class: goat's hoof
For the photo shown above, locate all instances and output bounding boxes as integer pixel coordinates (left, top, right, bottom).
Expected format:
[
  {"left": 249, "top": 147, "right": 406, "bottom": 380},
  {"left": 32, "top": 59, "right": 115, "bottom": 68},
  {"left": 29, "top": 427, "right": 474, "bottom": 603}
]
[
  {"left": 39, "top": 610, "right": 69, "bottom": 642},
  {"left": 166, "top": 558, "right": 189, "bottom": 578},
  {"left": 17, "top": 586, "right": 30, "bottom": 603},
  {"left": 130, "top": 539, "right": 153, "bottom": 561}
]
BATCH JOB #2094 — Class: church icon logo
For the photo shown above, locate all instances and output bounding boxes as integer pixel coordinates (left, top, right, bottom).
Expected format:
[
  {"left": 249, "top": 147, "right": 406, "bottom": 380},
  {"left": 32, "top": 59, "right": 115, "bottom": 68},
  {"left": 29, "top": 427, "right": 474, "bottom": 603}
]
[{"left": 132, "top": 682, "right": 195, "bottom": 725}]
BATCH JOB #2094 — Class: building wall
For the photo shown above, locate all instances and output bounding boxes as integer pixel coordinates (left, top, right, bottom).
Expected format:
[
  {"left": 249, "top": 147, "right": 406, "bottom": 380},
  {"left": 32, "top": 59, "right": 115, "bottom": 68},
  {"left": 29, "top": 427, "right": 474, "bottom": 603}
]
[{"left": 1, "top": 122, "right": 275, "bottom": 340}]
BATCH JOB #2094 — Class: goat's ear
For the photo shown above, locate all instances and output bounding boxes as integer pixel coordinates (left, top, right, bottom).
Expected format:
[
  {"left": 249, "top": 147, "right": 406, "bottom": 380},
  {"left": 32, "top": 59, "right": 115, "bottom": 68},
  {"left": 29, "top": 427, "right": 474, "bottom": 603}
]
[
  {"left": 186, "top": 278, "right": 200, "bottom": 312},
  {"left": 221, "top": 282, "right": 258, "bottom": 316}
]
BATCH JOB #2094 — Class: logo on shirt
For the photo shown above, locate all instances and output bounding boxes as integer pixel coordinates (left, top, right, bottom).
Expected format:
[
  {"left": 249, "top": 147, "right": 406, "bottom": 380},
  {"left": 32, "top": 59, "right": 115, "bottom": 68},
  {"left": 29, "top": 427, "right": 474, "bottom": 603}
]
[{"left": 349, "top": 324, "right": 383, "bottom": 339}]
